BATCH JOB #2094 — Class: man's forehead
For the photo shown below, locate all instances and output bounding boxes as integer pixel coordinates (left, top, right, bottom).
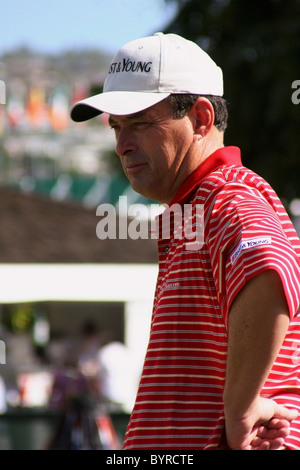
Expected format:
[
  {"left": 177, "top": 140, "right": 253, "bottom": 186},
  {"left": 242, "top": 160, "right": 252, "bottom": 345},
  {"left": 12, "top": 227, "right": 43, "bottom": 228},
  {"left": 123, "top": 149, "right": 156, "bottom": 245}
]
[
  {"left": 108, "top": 99, "right": 170, "bottom": 124},
  {"left": 109, "top": 109, "right": 148, "bottom": 123}
]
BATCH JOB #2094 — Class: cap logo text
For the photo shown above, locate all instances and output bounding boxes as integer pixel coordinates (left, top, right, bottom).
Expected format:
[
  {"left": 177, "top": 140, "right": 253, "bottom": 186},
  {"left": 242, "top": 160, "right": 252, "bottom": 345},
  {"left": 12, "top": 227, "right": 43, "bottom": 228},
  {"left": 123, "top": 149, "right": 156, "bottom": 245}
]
[{"left": 109, "top": 58, "right": 152, "bottom": 74}]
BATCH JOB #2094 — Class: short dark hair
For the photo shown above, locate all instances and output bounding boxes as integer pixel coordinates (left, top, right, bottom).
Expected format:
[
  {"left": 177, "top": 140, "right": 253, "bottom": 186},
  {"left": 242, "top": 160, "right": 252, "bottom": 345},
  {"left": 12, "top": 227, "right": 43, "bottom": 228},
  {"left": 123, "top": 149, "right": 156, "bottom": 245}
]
[{"left": 167, "top": 94, "right": 228, "bottom": 132}]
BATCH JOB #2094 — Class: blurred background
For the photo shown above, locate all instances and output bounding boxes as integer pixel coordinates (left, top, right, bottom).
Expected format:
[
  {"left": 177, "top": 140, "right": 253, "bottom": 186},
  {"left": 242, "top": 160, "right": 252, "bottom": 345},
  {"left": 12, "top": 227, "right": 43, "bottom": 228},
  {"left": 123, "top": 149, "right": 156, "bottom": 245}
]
[{"left": 0, "top": 0, "right": 300, "bottom": 450}]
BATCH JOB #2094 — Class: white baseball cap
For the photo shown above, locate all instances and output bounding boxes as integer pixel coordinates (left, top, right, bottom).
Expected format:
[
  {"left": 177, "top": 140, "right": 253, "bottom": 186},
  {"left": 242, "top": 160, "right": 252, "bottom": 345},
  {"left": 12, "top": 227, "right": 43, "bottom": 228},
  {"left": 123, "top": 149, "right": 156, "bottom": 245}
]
[{"left": 71, "top": 32, "right": 223, "bottom": 122}]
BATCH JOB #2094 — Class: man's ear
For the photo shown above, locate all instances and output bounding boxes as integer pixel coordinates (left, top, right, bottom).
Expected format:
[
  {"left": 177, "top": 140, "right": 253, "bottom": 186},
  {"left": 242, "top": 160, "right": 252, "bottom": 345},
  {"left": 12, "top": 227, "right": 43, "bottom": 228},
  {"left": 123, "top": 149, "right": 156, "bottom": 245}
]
[{"left": 189, "top": 97, "right": 215, "bottom": 138}]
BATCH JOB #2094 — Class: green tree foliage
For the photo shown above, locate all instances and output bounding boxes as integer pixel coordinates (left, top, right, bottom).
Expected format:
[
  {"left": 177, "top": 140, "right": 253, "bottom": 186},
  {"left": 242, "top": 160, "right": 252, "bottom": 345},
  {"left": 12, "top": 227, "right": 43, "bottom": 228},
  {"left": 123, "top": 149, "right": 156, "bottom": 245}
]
[{"left": 165, "top": 0, "right": 300, "bottom": 200}]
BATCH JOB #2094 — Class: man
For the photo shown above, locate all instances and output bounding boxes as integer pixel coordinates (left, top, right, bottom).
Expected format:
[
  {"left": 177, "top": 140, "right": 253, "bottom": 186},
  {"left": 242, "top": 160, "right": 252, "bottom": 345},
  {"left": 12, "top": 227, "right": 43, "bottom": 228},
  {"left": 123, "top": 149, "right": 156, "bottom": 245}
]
[{"left": 71, "top": 33, "right": 300, "bottom": 450}]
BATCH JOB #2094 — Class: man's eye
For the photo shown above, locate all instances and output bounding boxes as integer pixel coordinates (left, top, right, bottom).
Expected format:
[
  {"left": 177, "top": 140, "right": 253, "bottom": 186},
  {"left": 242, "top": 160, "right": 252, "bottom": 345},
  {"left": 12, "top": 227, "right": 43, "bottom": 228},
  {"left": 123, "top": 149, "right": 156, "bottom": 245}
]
[{"left": 133, "top": 121, "right": 148, "bottom": 128}]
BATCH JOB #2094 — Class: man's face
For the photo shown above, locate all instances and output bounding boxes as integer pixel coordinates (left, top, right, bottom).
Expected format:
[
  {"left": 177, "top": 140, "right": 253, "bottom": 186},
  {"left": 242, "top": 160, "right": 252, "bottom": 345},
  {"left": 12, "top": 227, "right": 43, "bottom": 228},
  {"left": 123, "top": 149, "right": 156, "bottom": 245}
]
[{"left": 109, "top": 100, "right": 195, "bottom": 203}]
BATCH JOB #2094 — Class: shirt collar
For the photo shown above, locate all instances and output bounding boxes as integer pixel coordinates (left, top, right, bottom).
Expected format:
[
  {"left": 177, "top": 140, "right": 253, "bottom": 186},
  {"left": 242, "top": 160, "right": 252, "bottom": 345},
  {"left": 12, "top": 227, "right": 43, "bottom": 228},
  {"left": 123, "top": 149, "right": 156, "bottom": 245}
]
[{"left": 170, "top": 146, "right": 242, "bottom": 206}]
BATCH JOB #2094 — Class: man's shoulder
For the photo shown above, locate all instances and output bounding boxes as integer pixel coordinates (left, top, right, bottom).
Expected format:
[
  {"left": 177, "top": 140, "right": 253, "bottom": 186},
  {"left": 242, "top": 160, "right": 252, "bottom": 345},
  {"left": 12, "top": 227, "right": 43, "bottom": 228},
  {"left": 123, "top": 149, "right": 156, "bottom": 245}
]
[
  {"left": 191, "top": 164, "right": 277, "bottom": 212},
  {"left": 192, "top": 164, "right": 251, "bottom": 199}
]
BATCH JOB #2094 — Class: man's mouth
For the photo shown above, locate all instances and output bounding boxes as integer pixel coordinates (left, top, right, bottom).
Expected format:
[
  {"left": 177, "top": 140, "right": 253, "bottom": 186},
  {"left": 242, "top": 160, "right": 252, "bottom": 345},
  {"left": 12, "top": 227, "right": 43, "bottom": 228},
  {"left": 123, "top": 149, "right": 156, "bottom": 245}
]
[{"left": 125, "top": 162, "right": 147, "bottom": 174}]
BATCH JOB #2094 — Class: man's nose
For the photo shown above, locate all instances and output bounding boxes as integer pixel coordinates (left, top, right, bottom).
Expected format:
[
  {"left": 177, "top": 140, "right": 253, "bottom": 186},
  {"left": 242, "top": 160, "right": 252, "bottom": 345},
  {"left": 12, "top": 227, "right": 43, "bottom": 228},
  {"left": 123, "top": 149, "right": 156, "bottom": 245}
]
[{"left": 115, "top": 129, "right": 138, "bottom": 157}]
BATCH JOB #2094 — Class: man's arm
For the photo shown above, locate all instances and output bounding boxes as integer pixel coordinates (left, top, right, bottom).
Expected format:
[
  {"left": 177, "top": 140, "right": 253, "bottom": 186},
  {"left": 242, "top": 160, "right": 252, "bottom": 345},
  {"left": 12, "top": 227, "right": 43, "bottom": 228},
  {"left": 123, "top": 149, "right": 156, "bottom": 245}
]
[{"left": 223, "top": 269, "right": 298, "bottom": 450}]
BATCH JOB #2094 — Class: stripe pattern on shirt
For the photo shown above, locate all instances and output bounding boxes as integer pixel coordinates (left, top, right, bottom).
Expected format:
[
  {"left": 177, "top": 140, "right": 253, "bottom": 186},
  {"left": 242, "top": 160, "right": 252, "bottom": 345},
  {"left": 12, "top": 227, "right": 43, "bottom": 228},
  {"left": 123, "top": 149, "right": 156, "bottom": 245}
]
[{"left": 123, "top": 163, "right": 300, "bottom": 450}]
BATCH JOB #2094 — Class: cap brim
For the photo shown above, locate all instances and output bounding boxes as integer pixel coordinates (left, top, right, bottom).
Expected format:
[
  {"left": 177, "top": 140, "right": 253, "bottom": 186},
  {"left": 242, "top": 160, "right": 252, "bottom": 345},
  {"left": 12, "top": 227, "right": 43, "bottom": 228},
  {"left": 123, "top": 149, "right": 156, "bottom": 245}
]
[{"left": 71, "top": 91, "right": 171, "bottom": 122}]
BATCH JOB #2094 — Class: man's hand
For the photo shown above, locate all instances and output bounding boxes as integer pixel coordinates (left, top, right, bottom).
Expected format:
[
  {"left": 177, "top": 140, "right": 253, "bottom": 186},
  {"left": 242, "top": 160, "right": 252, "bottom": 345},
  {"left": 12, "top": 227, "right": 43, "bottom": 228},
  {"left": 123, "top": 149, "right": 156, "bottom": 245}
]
[
  {"left": 225, "top": 396, "right": 298, "bottom": 450},
  {"left": 224, "top": 270, "right": 298, "bottom": 450}
]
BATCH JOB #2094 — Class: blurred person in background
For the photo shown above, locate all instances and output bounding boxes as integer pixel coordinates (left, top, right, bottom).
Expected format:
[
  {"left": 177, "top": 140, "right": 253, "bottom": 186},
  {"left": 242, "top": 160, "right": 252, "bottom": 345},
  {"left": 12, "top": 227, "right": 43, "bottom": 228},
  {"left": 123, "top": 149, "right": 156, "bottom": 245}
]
[{"left": 97, "top": 332, "right": 140, "bottom": 413}]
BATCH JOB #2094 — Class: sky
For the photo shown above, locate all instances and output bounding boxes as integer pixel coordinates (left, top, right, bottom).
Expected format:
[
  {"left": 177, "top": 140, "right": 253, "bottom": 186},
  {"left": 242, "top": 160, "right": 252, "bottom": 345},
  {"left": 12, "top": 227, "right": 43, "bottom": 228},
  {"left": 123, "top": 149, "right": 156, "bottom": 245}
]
[{"left": 0, "top": 0, "right": 178, "bottom": 55}]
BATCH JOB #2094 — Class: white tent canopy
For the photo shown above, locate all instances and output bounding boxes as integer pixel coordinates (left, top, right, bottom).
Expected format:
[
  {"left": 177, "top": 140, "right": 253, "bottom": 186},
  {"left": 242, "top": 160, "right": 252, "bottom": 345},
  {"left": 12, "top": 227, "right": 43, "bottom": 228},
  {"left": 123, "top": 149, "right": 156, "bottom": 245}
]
[{"left": 0, "top": 263, "right": 158, "bottom": 304}]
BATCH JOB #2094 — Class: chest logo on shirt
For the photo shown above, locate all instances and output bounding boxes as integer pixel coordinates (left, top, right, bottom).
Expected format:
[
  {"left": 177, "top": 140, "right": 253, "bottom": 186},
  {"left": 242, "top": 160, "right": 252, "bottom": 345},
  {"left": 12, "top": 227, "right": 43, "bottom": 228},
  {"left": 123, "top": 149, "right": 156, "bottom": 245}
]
[{"left": 230, "top": 236, "right": 272, "bottom": 265}]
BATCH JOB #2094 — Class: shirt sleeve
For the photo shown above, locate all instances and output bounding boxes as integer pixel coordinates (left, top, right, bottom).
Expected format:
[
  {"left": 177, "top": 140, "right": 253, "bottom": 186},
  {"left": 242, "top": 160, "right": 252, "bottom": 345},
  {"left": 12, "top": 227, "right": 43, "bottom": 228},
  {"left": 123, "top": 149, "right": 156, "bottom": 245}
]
[{"left": 207, "top": 186, "right": 300, "bottom": 328}]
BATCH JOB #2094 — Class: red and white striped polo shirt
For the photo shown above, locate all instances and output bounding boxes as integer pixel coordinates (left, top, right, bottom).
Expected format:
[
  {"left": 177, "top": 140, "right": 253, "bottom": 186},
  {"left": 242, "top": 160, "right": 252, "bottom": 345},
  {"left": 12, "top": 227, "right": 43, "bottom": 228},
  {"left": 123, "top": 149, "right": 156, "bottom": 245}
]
[{"left": 123, "top": 146, "right": 300, "bottom": 450}]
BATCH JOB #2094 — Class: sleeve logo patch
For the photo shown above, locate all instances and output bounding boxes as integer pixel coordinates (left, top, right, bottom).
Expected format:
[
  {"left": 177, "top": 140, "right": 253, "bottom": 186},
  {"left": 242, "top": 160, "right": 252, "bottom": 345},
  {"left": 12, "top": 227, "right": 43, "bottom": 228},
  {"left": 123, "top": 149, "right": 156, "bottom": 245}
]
[{"left": 230, "top": 236, "right": 272, "bottom": 265}]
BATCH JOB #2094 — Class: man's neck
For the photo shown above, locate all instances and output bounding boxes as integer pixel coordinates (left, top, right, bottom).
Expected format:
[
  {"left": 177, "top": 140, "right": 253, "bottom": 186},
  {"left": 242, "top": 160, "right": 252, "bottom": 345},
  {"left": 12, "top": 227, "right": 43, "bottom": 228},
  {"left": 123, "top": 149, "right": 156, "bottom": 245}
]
[
  {"left": 197, "top": 128, "right": 225, "bottom": 168},
  {"left": 161, "top": 129, "right": 225, "bottom": 205}
]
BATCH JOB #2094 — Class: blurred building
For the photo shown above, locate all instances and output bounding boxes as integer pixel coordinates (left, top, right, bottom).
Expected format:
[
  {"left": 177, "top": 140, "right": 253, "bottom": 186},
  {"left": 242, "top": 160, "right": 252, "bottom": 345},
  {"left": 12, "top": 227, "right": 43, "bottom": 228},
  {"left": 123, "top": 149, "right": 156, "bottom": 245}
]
[{"left": 0, "top": 186, "right": 158, "bottom": 382}]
